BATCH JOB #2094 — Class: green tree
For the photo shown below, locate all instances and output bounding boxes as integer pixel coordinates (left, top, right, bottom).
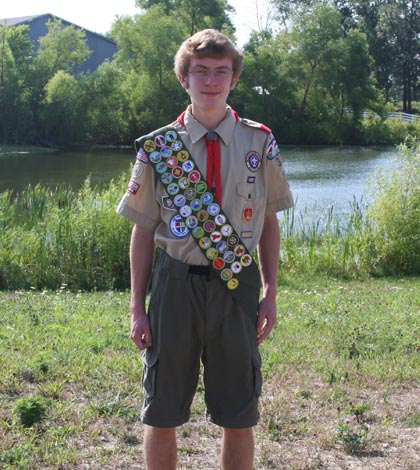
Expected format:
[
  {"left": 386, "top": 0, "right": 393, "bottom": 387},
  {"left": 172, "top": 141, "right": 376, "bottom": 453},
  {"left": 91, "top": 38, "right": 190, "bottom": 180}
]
[
  {"left": 136, "top": 0, "right": 235, "bottom": 34},
  {"left": 112, "top": 5, "right": 187, "bottom": 134},
  {"left": 0, "top": 25, "right": 33, "bottom": 143},
  {"left": 29, "top": 19, "right": 91, "bottom": 144}
]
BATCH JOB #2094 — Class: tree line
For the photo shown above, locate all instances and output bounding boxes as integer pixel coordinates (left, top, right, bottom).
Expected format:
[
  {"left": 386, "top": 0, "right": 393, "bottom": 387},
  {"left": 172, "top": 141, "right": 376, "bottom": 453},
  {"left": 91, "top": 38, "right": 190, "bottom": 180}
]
[{"left": 1, "top": 0, "right": 420, "bottom": 148}]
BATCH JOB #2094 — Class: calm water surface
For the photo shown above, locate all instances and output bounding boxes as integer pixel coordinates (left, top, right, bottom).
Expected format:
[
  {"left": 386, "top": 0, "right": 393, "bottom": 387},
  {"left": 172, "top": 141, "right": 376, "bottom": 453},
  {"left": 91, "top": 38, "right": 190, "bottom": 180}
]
[{"left": 0, "top": 145, "right": 397, "bottom": 220}]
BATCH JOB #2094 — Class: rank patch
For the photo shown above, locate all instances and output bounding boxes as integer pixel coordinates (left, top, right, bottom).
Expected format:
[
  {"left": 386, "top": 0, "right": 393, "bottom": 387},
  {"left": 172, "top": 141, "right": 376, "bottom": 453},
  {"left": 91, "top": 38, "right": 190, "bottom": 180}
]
[
  {"left": 245, "top": 151, "right": 261, "bottom": 172},
  {"left": 243, "top": 207, "right": 253, "bottom": 222}
]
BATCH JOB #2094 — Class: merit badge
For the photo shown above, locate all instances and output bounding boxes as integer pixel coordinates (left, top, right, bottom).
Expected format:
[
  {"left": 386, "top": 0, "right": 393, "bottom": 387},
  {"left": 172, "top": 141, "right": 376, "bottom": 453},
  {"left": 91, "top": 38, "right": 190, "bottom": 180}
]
[
  {"left": 245, "top": 151, "right": 262, "bottom": 172},
  {"left": 179, "top": 177, "right": 190, "bottom": 190},
  {"left": 231, "top": 261, "right": 242, "bottom": 274},
  {"left": 167, "top": 183, "right": 179, "bottom": 196},
  {"left": 179, "top": 205, "right": 192, "bottom": 218},
  {"left": 215, "top": 214, "right": 226, "bottom": 226},
  {"left": 206, "top": 247, "right": 218, "bottom": 260},
  {"left": 190, "top": 199, "right": 202, "bottom": 211},
  {"left": 165, "top": 130, "right": 177, "bottom": 142},
  {"left": 216, "top": 241, "right": 228, "bottom": 253},
  {"left": 243, "top": 207, "right": 253, "bottom": 222},
  {"left": 192, "top": 226, "right": 205, "bottom": 239},
  {"left": 186, "top": 215, "right": 199, "bottom": 229},
  {"left": 170, "top": 215, "right": 189, "bottom": 238},
  {"left": 185, "top": 188, "right": 196, "bottom": 201},
  {"left": 197, "top": 209, "right": 209, "bottom": 222},
  {"left": 136, "top": 148, "right": 149, "bottom": 164},
  {"left": 149, "top": 151, "right": 162, "bottom": 163},
  {"left": 213, "top": 258, "right": 225, "bottom": 270},
  {"left": 241, "top": 254, "right": 253, "bottom": 267},
  {"left": 172, "top": 167, "right": 184, "bottom": 179},
  {"left": 177, "top": 150, "right": 189, "bottom": 162},
  {"left": 221, "top": 269, "right": 233, "bottom": 281},
  {"left": 156, "top": 162, "right": 167, "bottom": 173},
  {"left": 160, "top": 146, "right": 173, "bottom": 158},
  {"left": 227, "top": 278, "right": 239, "bottom": 290},
  {"left": 189, "top": 170, "right": 201, "bottom": 183},
  {"left": 208, "top": 203, "right": 221, "bottom": 216},
  {"left": 210, "top": 231, "right": 222, "bottom": 243},
  {"left": 221, "top": 224, "right": 233, "bottom": 237},
  {"left": 204, "top": 220, "right": 216, "bottom": 233},
  {"left": 166, "top": 156, "right": 178, "bottom": 168},
  {"left": 195, "top": 181, "right": 207, "bottom": 194},
  {"left": 162, "top": 196, "right": 176, "bottom": 211},
  {"left": 161, "top": 172, "right": 173, "bottom": 185},
  {"left": 182, "top": 161, "right": 194, "bottom": 172},
  {"left": 228, "top": 234, "right": 239, "bottom": 247},
  {"left": 240, "top": 230, "right": 253, "bottom": 239},
  {"left": 171, "top": 140, "right": 183, "bottom": 151},
  {"left": 199, "top": 237, "right": 212, "bottom": 249},
  {"left": 173, "top": 194, "right": 186, "bottom": 207},
  {"left": 132, "top": 162, "right": 143, "bottom": 178},
  {"left": 234, "top": 244, "right": 246, "bottom": 257},
  {"left": 223, "top": 251, "right": 235, "bottom": 264},
  {"left": 266, "top": 137, "right": 281, "bottom": 160},
  {"left": 127, "top": 180, "right": 140, "bottom": 195},
  {"left": 154, "top": 135, "right": 166, "bottom": 147},
  {"left": 144, "top": 140, "right": 156, "bottom": 152},
  {"left": 201, "top": 192, "right": 213, "bottom": 205}
]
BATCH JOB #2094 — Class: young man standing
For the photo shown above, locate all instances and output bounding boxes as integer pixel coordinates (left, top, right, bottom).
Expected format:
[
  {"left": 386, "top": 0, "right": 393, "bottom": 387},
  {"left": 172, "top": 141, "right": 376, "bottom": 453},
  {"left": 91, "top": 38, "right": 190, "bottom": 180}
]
[{"left": 117, "top": 29, "right": 293, "bottom": 470}]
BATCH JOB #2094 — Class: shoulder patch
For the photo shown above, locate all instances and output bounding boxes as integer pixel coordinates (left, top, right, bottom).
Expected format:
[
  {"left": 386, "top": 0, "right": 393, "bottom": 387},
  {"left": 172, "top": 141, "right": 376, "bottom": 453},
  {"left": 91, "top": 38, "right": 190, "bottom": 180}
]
[{"left": 239, "top": 118, "right": 272, "bottom": 134}]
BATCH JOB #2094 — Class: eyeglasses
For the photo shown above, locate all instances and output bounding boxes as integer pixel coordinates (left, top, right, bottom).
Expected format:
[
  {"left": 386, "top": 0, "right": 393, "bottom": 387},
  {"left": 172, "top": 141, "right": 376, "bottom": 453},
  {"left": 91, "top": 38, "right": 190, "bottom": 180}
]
[{"left": 188, "top": 68, "right": 233, "bottom": 81}]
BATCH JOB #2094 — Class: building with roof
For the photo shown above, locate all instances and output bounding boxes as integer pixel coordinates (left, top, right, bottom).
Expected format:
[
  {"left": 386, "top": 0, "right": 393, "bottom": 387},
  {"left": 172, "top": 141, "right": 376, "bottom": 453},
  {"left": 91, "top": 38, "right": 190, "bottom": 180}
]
[{"left": 1, "top": 13, "right": 118, "bottom": 73}]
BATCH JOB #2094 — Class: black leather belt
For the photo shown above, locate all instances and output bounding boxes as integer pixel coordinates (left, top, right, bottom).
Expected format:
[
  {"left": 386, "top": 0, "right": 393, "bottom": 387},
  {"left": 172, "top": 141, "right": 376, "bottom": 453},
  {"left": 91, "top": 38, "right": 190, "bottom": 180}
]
[{"left": 188, "top": 265, "right": 211, "bottom": 275}]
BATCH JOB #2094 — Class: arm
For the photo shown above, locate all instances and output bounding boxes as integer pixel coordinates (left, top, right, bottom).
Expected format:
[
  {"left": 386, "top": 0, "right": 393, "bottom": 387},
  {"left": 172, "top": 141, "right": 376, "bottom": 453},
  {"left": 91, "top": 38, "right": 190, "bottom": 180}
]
[
  {"left": 256, "top": 214, "right": 280, "bottom": 346},
  {"left": 130, "top": 223, "right": 155, "bottom": 350}
]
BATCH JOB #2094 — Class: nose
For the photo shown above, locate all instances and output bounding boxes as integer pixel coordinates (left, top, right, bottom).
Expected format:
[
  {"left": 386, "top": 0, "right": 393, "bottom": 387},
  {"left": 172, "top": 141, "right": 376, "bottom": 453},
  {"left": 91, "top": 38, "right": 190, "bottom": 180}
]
[{"left": 204, "top": 72, "right": 218, "bottom": 84}]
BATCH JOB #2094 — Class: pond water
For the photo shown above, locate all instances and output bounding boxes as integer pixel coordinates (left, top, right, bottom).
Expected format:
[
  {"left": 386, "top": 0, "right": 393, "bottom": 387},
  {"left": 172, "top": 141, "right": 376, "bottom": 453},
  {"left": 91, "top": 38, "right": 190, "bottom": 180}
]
[{"left": 0, "top": 145, "right": 397, "bottom": 222}]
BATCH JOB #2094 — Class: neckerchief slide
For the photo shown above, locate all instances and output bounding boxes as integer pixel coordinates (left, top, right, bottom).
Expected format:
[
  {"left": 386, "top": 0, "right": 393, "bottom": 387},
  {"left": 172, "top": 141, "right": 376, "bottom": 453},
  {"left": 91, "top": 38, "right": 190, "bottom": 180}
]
[{"left": 135, "top": 125, "right": 261, "bottom": 325}]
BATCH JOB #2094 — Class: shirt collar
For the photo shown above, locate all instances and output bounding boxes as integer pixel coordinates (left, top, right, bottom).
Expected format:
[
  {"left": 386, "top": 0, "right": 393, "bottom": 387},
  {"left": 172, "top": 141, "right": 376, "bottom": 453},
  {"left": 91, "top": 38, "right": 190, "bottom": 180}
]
[{"left": 183, "top": 105, "right": 236, "bottom": 146}]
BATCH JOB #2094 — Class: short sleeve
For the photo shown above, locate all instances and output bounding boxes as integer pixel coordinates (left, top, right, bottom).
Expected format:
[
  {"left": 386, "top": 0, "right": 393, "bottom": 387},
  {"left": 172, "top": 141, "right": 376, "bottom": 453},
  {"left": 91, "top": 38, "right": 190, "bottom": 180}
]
[
  {"left": 264, "top": 134, "right": 294, "bottom": 216},
  {"left": 116, "top": 150, "right": 161, "bottom": 230}
]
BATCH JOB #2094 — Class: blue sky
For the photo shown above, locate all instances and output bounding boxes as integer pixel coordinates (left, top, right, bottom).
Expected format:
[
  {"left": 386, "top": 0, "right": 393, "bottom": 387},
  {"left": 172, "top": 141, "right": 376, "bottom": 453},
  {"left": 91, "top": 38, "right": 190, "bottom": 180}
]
[{"left": 1, "top": 0, "right": 270, "bottom": 46}]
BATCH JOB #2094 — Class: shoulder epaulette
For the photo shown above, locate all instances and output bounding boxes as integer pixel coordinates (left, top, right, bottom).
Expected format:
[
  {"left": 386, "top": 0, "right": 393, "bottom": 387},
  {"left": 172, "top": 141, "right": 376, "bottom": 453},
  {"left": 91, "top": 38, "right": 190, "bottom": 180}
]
[{"left": 239, "top": 117, "right": 272, "bottom": 134}]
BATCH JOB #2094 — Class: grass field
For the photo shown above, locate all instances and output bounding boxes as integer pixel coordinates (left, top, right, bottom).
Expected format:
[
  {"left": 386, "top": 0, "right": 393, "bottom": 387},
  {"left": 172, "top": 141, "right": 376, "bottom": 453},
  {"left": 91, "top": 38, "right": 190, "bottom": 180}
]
[{"left": 1, "top": 276, "right": 419, "bottom": 469}]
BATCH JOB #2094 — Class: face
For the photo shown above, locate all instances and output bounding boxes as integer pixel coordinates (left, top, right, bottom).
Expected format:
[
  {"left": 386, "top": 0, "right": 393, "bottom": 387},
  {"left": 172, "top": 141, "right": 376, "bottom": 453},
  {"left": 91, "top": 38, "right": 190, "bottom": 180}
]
[{"left": 179, "top": 56, "right": 238, "bottom": 113}]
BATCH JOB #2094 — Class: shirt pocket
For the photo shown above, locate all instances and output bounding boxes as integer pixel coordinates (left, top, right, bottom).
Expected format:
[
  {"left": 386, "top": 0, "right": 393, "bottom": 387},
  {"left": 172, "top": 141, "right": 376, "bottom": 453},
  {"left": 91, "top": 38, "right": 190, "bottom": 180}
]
[{"left": 236, "top": 182, "right": 266, "bottom": 229}]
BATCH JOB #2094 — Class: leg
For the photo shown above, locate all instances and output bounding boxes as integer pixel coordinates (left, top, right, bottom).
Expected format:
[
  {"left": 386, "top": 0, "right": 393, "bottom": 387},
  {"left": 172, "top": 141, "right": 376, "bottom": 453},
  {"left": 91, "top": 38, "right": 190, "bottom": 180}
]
[
  {"left": 221, "top": 427, "right": 254, "bottom": 470},
  {"left": 144, "top": 425, "right": 177, "bottom": 470}
]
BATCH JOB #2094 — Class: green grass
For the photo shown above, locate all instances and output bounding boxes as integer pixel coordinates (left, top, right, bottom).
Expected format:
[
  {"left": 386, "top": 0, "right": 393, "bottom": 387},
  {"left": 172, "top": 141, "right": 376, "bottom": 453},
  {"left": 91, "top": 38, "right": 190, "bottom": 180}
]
[{"left": 0, "top": 277, "right": 419, "bottom": 468}]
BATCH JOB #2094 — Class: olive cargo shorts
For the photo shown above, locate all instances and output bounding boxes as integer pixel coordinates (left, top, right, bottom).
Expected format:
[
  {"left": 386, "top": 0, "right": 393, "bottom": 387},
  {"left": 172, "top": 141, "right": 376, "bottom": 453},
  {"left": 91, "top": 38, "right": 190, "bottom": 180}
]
[{"left": 140, "top": 251, "right": 262, "bottom": 428}]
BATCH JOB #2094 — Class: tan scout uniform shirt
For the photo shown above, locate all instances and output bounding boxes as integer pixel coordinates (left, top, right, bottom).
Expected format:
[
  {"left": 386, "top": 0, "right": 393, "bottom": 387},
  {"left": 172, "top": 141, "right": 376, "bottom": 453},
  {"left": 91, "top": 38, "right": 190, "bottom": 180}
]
[{"left": 117, "top": 106, "right": 293, "bottom": 265}]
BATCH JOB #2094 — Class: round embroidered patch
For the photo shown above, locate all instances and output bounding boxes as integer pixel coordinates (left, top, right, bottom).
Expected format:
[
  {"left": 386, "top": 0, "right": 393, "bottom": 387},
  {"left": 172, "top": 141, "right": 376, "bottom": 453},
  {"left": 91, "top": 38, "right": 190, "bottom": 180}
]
[
  {"left": 154, "top": 135, "right": 166, "bottom": 147},
  {"left": 149, "top": 151, "right": 162, "bottom": 163},
  {"left": 167, "top": 183, "right": 179, "bottom": 196},
  {"left": 179, "top": 177, "right": 190, "bottom": 190},
  {"left": 213, "top": 258, "right": 225, "bottom": 270},
  {"left": 227, "top": 278, "right": 239, "bottom": 290},
  {"left": 179, "top": 205, "right": 192, "bottom": 217},
  {"left": 208, "top": 203, "right": 221, "bottom": 216},
  {"left": 160, "top": 146, "right": 173, "bottom": 158},
  {"left": 206, "top": 247, "right": 218, "bottom": 260},
  {"left": 144, "top": 140, "right": 156, "bottom": 152},
  {"left": 165, "top": 130, "right": 177, "bottom": 142},
  {"left": 215, "top": 214, "right": 227, "bottom": 226},
  {"left": 199, "top": 237, "right": 212, "bottom": 249},
  {"left": 173, "top": 194, "right": 186, "bottom": 207},
  {"left": 221, "top": 268, "right": 233, "bottom": 281},
  {"left": 245, "top": 151, "right": 262, "bottom": 172},
  {"left": 186, "top": 215, "right": 198, "bottom": 229},
  {"left": 192, "top": 226, "right": 205, "bottom": 239},
  {"left": 170, "top": 215, "right": 189, "bottom": 238},
  {"left": 201, "top": 192, "right": 213, "bottom": 205},
  {"left": 161, "top": 172, "right": 173, "bottom": 185}
]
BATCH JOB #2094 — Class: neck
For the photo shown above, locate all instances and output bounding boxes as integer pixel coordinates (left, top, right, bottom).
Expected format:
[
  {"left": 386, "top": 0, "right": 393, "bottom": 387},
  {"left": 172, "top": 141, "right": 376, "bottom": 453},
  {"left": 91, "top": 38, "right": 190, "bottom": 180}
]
[{"left": 190, "top": 104, "right": 228, "bottom": 130}]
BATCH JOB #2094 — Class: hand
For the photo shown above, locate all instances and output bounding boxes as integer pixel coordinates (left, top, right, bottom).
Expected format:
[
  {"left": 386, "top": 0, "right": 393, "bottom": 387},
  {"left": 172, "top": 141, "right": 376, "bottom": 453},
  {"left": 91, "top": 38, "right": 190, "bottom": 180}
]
[
  {"left": 130, "top": 312, "right": 152, "bottom": 350},
  {"left": 257, "top": 297, "right": 277, "bottom": 346}
]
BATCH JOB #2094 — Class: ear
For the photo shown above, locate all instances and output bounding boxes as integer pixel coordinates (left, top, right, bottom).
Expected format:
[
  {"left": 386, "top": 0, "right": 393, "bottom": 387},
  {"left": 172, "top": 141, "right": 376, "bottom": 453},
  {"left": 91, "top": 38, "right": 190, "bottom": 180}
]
[
  {"left": 178, "top": 74, "right": 189, "bottom": 90},
  {"left": 230, "top": 75, "right": 239, "bottom": 91}
]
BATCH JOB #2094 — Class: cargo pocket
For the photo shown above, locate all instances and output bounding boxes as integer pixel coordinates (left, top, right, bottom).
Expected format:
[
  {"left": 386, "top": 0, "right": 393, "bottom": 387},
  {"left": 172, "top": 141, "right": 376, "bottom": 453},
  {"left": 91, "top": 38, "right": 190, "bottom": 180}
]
[
  {"left": 141, "top": 349, "right": 159, "bottom": 405},
  {"left": 252, "top": 351, "right": 263, "bottom": 397}
]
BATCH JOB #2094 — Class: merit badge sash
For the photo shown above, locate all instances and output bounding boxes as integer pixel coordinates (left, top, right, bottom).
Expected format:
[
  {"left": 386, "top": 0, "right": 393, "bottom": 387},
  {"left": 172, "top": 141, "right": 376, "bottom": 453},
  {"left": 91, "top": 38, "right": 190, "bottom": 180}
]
[{"left": 135, "top": 126, "right": 261, "bottom": 324}]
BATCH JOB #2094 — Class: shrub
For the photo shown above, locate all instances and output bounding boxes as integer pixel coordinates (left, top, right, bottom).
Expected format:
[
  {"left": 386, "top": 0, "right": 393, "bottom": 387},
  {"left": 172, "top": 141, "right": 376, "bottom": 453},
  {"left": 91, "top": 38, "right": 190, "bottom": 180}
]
[
  {"left": 366, "top": 139, "right": 420, "bottom": 275},
  {"left": 13, "top": 396, "right": 50, "bottom": 427}
]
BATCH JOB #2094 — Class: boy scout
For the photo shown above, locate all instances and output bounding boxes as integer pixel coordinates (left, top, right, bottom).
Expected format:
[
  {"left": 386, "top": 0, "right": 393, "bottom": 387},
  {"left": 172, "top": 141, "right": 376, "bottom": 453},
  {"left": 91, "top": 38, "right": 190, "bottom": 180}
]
[{"left": 117, "top": 29, "right": 293, "bottom": 470}]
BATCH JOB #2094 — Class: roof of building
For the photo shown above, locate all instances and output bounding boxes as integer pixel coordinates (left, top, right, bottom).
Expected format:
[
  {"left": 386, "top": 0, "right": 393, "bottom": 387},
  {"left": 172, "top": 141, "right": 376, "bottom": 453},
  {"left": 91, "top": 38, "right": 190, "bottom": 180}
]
[{"left": 0, "top": 13, "right": 116, "bottom": 44}]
